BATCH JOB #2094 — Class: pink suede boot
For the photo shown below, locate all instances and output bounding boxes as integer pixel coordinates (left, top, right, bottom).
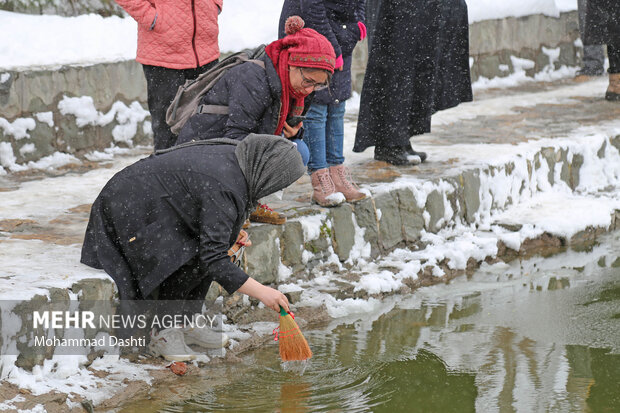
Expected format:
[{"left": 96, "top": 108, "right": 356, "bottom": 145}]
[
  {"left": 311, "top": 168, "right": 345, "bottom": 207},
  {"left": 329, "top": 165, "right": 366, "bottom": 203}
]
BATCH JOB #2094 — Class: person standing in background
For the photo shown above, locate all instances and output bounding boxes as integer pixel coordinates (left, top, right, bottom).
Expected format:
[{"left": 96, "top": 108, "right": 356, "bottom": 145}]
[
  {"left": 575, "top": 0, "right": 605, "bottom": 81},
  {"left": 583, "top": 0, "right": 620, "bottom": 101},
  {"left": 279, "top": 0, "right": 367, "bottom": 207},
  {"left": 114, "top": 0, "right": 223, "bottom": 150},
  {"left": 354, "top": 0, "right": 472, "bottom": 165}
]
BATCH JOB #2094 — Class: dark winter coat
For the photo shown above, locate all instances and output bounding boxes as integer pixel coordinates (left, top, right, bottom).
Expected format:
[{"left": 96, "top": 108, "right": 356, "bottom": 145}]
[
  {"left": 81, "top": 144, "right": 250, "bottom": 300},
  {"left": 279, "top": 0, "right": 366, "bottom": 105},
  {"left": 175, "top": 54, "right": 312, "bottom": 145},
  {"left": 176, "top": 55, "right": 280, "bottom": 144},
  {"left": 353, "top": 0, "right": 472, "bottom": 152},
  {"left": 583, "top": 0, "right": 620, "bottom": 45}
]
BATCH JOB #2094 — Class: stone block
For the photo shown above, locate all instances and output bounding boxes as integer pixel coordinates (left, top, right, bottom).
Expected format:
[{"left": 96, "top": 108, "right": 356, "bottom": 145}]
[
  {"left": 611, "top": 135, "right": 620, "bottom": 153},
  {"left": 395, "top": 188, "right": 425, "bottom": 242},
  {"left": 374, "top": 192, "right": 403, "bottom": 252},
  {"left": 540, "top": 147, "right": 556, "bottom": 186},
  {"left": 461, "top": 170, "right": 481, "bottom": 223},
  {"left": 445, "top": 176, "right": 466, "bottom": 222},
  {"left": 570, "top": 153, "right": 584, "bottom": 190},
  {"left": 559, "top": 148, "right": 570, "bottom": 186},
  {"left": 330, "top": 204, "right": 355, "bottom": 262},
  {"left": 244, "top": 225, "right": 282, "bottom": 285},
  {"left": 558, "top": 42, "right": 578, "bottom": 67},
  {"left": 476, "top": 54, "right": 504, "bottom": 79},
  {"left": 16, "top": 121, "right": 57, "bottom": 163},
  {"left": 71, "top": 278, "right": 116, "bottom": 301},
  {"left": 534, "top": 50, "right": 550, "bottom": 73},
  {"left": 281, "top": 221, "right": 304, "bottom": 267},
  {"left": 425, "top": 190, "right": 445, "bottom": 232},
  {"left": 352, "top": 197, "right": 380, "bottom": 257}
]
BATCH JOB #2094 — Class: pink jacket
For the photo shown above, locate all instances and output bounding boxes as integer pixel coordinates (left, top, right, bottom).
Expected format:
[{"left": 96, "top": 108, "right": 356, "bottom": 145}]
[{"left": 115, "top": 0, "right": 223, "bottom": 69}]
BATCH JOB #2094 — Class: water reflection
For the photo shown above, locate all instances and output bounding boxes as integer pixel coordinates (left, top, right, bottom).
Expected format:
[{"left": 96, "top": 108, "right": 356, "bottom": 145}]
[{"left": 127, "top": 241, "right": 619, "bottom": 413}]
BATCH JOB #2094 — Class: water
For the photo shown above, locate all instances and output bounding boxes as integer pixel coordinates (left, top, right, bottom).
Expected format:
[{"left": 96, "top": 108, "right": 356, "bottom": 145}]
[{"left": 121, "top": 234, "right": 620, "bottom": 412}]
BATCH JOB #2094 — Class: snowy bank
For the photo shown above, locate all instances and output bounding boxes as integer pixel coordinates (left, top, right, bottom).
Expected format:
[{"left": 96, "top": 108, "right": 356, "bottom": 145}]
[{"left": 0, "top": 1, "right": 577, "bottom": 70}]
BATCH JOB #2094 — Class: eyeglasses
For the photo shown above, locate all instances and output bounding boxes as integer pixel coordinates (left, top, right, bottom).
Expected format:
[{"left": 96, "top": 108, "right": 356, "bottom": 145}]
[{"left": 298, "top": 67, "right": 329, "bottom": 91}]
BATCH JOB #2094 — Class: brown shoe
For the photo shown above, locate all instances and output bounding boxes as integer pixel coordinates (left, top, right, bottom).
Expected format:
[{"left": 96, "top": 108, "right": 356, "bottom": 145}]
[
  {"left": 311, "top": 168, "right": 344, "bottom": 207},
  {"left": 329, "top": 165, "right": 366, "bottom": 203},
  {"left": 606, "top": 73, "right": 620, "bottom": 101},
  {"left": 249, "top": 204, "right": 286, "bottom": 225}
]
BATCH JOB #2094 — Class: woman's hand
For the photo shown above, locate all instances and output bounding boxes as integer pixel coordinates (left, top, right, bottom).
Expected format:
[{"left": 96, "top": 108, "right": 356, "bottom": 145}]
[
  {"left": 257, "top": 285, "right": 290, "bottom": 312},
  {"left": 237, "top": 277, "right": 290, "bottom": 312},
  {"left": 283, "top": 121, "right": 303, "bottom": 138}
]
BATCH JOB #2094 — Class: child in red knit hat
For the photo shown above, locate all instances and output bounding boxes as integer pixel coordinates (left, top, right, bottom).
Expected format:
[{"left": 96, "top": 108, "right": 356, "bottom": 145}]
[{"left": 175, "top": 16, "right": 335, "bottom": 225}]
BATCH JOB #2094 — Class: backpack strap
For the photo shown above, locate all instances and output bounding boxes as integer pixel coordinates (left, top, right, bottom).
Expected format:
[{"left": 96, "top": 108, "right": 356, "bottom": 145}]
[
  {"left": 154, "top": 137, "right": 239, "bottom": 155},
  {"left": 197, "top": 104, "right": 229, "bottom": 115},
  {"left": 193, "top": 59, "right": 266, "bottom": 116}
]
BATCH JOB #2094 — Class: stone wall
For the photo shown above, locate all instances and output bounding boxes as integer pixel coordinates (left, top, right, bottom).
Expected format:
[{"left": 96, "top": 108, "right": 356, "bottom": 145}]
[
  {"left": 243, "top": 135, "right": 620, "bottom": 285},
  {"left": 0, "top": 0, "right": 123, "bottom": 17},
  {"left": 0, "top": 61, "right": 150, "bottom": 165},
  {"left": 352, "top": 10, "right": 581, "bottom": 90},
  {"left": 0, "top": 11, "right": 582, "bottom": 168}
]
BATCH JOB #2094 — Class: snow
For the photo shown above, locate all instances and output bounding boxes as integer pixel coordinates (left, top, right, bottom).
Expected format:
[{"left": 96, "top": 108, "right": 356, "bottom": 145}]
[
  {"left": 57, "top": 96, "right": 149, "bottom": 145},
  {"left": 1, "top": 354, "right": 160, "bottom": 406},
  {"left": 34, "top": 111, "right": 54, "bottom": 127},
  {"left": 291, "top": 213, "right": 327, "bottom": 242},
  {"left": 0, "top": 11, "right": 136, "bottom": 70},
  {"left": 18, "top": 143, "right": 35, "bottom": 156},
  {"left": 325, "top": 192, "right": 346, "bottom": 203},
  {"left": 0, "top": 1, "right": 578, "bottom": 70},
  {"left": 0, "top": 117, "right": 36, "bottom": 140}
]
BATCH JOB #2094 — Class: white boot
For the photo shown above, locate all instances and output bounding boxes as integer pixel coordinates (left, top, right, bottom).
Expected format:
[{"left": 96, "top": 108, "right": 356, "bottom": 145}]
[
  {"left": 183, "top": 325, "right": 229, "bottom": 349},
  {"left": 148, "top": 328, "right": 200, "bottom": 362}
]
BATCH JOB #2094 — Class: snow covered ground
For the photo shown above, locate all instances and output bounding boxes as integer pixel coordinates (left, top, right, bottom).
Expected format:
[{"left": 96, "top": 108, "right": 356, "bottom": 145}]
[{"left": 0, "top": 1, "right": 577, "bottom": 70}]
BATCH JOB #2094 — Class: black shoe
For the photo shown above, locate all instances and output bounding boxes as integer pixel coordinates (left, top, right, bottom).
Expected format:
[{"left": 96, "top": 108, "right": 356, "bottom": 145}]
[
  {"left": 605, "top": 91, "right": 620, "bottom": 101},
  {"left": 403, "top": 144, "right": 428, "bottom": 163},
  {"left": 575, "top": 68, "right": 604, "bottom": 77},
  {"left": 374, "top": 146, "right": 410, "bottom": 165}
]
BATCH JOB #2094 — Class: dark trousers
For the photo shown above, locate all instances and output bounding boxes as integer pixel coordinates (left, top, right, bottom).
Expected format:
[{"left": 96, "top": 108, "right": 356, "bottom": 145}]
[
  {"left": 609, "top": 43, "right": 620, "bottom": 74},
  {"left": 578, "top": 0, "right": 605, "bottom": 75},
  {"left": 148, "top": 257, "right": 213, "bottom": 317},
  {"left": 143, "top": 61, "right": 218, "bottom": 151}
]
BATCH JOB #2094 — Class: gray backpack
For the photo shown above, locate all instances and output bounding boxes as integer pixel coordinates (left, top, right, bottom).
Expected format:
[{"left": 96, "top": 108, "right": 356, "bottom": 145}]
[{"left": 166, "top": 45, "right": 266, "bottom": 135}]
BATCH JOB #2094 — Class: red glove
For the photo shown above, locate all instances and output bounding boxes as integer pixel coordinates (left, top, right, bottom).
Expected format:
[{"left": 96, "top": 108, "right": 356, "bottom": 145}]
[
  {"left": 335, "top": 54, "right": 344, "bottom": 70},
  {"left": 358, "top": 21, "right": 367, "bottom": 41}
]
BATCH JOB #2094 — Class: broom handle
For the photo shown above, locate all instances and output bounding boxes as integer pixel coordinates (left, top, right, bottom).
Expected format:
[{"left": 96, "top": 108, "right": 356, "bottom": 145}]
[{"left": 279, "top": 306, "right": 288, "bottom": 317}]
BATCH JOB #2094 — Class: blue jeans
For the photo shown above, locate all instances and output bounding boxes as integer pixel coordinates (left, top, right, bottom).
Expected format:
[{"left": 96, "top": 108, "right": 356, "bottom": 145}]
[
  {"left": 290, "top": 138, "right": 309, "bottom": 167},
  {"left": 303, "top": 102, "right": 346, "bottom": 173}
]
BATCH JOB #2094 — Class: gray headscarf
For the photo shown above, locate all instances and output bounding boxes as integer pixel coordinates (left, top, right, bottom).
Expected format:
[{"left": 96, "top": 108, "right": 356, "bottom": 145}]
[{"left": 235, "top": 134, "right": 306, "bottom": 205}]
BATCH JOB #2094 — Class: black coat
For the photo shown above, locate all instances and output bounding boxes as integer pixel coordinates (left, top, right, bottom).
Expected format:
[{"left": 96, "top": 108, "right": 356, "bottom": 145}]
[
  {"left": 583, "top": 0, "right": 620, "bottom": 45},
  {"left": 176, "top": 54, "right": 313, "bottom": 145},
  {"left": 81, "top": 144, "right": 249, "bottom": 300},
  {"left": 353, "top": 0, "right": 472, "bottom": 151},
  {"left": 279, "top": 0, "right": 366, "bottom": 105}
]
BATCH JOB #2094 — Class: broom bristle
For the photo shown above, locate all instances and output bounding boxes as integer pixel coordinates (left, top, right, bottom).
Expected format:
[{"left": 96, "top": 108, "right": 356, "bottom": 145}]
[{"left": 278, "top": 314, "right": 312, "bottom": 361}]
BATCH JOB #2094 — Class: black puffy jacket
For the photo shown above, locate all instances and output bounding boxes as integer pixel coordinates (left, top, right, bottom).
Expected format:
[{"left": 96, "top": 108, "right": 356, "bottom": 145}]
[
  {"left": 279, "top": 0, "right": 365, "bottom": 105},
  {"left": 176, "top": 54, "right": 282, "bottom": 145}
]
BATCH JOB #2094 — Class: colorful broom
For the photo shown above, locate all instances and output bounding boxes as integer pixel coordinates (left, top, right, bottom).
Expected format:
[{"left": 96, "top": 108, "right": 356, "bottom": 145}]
[{"left": 273, "top": 306, "right": 312, "bottom": 361}]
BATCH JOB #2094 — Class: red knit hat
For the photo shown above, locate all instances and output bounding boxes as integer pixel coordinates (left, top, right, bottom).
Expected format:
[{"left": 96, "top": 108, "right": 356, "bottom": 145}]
[{"left": 270, "top": 16, "right": 336, "bottom": 74}]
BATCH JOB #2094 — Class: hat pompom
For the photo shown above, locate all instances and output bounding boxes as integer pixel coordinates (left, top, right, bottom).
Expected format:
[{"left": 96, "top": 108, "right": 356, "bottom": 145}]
[{"left": 285, "top": 16, "right": 305, "bottom": 35}]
